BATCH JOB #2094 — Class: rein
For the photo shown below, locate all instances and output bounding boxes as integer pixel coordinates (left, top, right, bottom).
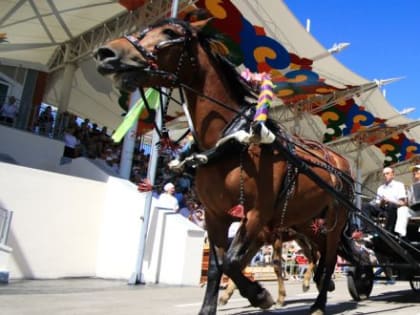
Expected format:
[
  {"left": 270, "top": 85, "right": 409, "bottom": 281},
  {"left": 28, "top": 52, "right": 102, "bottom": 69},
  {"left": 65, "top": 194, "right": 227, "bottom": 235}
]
[
  {"left": 124, "top": 21, "right": 253, "bottom": 151},
  {"left": 126, "top": 19, "right": 356, "bottom": 213}
]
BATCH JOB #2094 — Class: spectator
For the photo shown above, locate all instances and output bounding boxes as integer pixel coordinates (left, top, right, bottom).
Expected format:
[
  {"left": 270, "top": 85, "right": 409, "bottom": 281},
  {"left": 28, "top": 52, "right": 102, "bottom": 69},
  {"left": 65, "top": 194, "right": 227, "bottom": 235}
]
[
  {"left": 189, "top": 205, "right": 205, "bottom": 229},
  {"left": 86, "top": 123, "right": 101, "bottom": 158},
  {"left": 394, "top": 164, "right": 420, "bottom": 238},
  {"left": 97, "top": 126, "right": 111, "bottom": 158},
  {"left": 104, "top": 146, "right": 115, "bottom": 167},
  {"left": 295, "top": 250, "right": 308, "bottom": 279},
  {"left": 78, "top": 119, "right": 91, "bottom": 157},
  {"left": 38, "top": 106, "right": 54, "bottom": 136},
  {"left": 60, "top": 126, "right": 80, "bottom": 165},
  {"left": 67, "top": 113, "right": 79, "bottom": 131},
  {"left": 284, "top": 241, "right": 299, "bottom": 279},
  {"left": 361, "top": 167, "right": 406, "bottom": 232},
  {"left": 262, "top": 245, "right": 273, "bottom": 265},
  {"left": 0, "top": 96, "right": 18, "bottom": 126},
  {"left": 178, "top": 200, "right": 192, "bottom": 219},
  {"left": 250, "top": 248, "right": 264, "bottom": 266},
  {"left": 156, "top": 182, "right": 179, "bottom": 211}
]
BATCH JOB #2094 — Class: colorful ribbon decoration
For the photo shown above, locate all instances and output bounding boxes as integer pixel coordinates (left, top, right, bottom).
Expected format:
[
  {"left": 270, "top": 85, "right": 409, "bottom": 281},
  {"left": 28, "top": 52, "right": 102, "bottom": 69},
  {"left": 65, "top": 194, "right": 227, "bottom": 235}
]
[{"left": 241, "top": 68, "right": 273, "bottom": 122}]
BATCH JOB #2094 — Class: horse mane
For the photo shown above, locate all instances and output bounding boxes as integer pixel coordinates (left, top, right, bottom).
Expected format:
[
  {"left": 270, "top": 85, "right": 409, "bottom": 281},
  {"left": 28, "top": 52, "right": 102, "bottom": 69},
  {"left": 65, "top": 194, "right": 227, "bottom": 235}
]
[
  {"left": 148, "top": 16, "right": 256, "bottom": 108},
  {"left": 197, "top": 34, "right": 257, "bottom": 107}
]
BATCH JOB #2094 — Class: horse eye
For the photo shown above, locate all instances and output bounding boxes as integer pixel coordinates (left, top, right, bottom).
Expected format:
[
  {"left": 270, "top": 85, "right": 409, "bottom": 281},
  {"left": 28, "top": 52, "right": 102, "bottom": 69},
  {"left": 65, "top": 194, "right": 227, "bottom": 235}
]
[
  {"left": 137, "top": 28, "right": 149, "bottom": 40},
  {"left": 163, "top": 28, "right": 179, "bottom": 39}
]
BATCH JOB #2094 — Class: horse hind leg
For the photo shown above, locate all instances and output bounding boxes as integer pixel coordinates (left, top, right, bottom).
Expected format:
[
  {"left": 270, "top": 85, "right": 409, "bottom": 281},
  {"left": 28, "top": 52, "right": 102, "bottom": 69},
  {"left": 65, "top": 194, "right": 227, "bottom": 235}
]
[
  {"left": 302, "top": 262, "right": 314, "bottom": 292},
  {"left": 223, "top": 226, "right": 274, "bottom": 309},
  {"left": 218, "top": 278, "right": 236, "bottom": 305}
]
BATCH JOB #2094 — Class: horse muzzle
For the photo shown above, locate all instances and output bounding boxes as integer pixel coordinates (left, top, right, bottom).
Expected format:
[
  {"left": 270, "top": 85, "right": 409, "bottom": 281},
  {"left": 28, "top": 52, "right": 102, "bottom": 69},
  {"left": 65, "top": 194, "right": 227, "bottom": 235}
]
[{"left": 94, "top": 46, "right": 148, "bottom": 74}]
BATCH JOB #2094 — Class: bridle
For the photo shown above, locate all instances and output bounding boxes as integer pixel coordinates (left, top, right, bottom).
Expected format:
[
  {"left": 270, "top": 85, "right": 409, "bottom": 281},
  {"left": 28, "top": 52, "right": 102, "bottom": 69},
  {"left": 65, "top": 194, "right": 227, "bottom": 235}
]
[
  {"left": 121, "top": 19, "right": 251, "bottom": 151},
  {"left": 123, "top": 20, "right": 197, "bottom": 85},
  {"left": 122, "top": 19, "right": 203, "bottom": 147}
]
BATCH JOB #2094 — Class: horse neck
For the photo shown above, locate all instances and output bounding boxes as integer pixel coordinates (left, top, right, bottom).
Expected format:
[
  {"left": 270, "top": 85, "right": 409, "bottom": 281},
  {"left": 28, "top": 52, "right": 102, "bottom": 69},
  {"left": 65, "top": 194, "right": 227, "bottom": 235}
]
[{"left": 185, "top": 50, "right": 240, "bottom": 150}]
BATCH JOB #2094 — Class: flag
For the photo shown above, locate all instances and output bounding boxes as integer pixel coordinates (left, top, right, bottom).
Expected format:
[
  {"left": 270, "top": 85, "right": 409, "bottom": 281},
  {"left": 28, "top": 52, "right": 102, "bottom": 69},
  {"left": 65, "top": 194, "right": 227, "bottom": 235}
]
[{"left": 112, "top": 88, "right": 159, "bottom": 142}]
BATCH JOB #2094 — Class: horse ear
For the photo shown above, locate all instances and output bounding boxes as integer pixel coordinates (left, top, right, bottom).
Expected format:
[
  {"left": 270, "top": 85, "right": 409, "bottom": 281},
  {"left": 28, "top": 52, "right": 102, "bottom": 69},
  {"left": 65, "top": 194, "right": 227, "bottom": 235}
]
[
  {"left": 190, "top": 18, "right": 213, "bottom": 31},
  {"left": 182, "top": 8, "right": 213, "bottom": 30}
]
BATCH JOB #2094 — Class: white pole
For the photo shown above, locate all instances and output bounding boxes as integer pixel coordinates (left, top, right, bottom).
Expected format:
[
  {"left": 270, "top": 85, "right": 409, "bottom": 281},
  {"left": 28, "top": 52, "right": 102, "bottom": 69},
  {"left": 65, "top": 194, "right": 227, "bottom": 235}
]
[
  {"left": 119, "top": 89, "right": 140, "bottom": 179},
  {"left": 355, "top": 147, "right": 362, "bottom": 229},
  {"left": 129, "top": 0, "right": 180, "bottom": 285}
]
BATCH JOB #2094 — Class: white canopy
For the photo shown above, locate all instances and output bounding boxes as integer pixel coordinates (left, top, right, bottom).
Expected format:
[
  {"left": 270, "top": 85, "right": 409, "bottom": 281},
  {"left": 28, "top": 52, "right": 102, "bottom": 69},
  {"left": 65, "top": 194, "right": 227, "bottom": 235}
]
[{"left": 1, "top": 0, "right": 419, "bottom": 187}]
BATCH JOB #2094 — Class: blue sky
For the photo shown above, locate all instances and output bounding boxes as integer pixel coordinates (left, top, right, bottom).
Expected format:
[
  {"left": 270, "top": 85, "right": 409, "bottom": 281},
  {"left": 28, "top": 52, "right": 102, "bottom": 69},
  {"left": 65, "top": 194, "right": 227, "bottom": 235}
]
[{"left": 284, "top": 0, "right": 420, "bottom": 119}]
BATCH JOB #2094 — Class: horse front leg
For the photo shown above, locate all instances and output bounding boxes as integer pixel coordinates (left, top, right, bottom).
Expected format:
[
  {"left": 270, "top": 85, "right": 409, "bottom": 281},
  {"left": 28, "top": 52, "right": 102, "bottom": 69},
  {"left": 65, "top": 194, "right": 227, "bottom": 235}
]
[
  {"left": 223, "top": 219, "right": 274, "bottom": 309},
  {"left": 310, "top": 227, "right": 341, "bottom": 314},
  {"left": 198, "top": 242, "right": 224, "bottom": 315},
  {"left": 198, "top": 216, "right": 232, "bottom": 315},
  {"left": 272, "top": 238, "right": 286, "bottom": 306}
]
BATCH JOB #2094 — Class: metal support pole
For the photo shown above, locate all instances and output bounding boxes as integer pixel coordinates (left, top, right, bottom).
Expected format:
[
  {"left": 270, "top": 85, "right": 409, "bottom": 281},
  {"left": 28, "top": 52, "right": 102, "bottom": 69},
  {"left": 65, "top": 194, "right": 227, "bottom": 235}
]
[
  {"left": 128, "top": 0, "right": 180, "bottom": 285},
  {"left": 354, "top": 147, "right": 363, "bottom": 229},
  {"left": 119, "top": 89, "right": 140, "bottom": 179},
  {"left": 55, "top": 47, "right": 76, "bottom": 137},
  {"left": 355, "top": 147, "right": 362, "bottom": 209}
]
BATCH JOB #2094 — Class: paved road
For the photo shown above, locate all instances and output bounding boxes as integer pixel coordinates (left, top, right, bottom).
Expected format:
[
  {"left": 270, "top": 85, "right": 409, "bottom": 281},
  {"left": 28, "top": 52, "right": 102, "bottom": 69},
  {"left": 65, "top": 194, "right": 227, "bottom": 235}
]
[{"left": 0, "top": 277, "right": 419, "bottom": 315}]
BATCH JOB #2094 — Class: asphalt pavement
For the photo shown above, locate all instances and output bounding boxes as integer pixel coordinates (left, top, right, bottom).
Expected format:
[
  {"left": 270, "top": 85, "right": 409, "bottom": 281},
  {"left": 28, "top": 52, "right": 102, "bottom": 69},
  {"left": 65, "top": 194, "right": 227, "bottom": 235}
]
[{"left": 0, "top": 277, "right": 419, "bottom": 315}]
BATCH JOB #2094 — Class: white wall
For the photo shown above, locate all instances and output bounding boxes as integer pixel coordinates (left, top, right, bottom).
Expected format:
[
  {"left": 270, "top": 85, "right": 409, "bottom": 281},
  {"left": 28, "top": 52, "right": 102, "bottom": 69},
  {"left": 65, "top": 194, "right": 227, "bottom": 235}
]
[
  {"left": 0, "top": 125, "right": 205, "bottom": 285},
  {"left": 0, "top": 125, "right": 64, "bottom": 171},
  {"left": 159, "top": 214, "right": 205, "bottom": 285},
  {"left": 0, "top": 162, "right": 148, "bottom": 280},
  {"left": 0, "top": 163, "right": 106, "bottom": 278}
]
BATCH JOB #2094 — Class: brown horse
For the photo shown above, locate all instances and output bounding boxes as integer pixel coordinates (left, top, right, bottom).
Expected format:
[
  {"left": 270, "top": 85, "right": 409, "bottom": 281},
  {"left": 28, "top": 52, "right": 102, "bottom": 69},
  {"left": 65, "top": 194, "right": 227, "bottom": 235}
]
[
  {"left": 219, "top": 232, "right": 319, "bottom": 306},
  {"left": 95, "top": 13, "right": 368, "bottom": 315}
]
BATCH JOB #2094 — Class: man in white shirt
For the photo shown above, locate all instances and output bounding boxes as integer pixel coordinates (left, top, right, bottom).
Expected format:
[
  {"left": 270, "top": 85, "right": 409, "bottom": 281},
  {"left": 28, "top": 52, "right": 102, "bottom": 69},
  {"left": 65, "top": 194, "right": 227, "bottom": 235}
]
[
  {"left": 394, "top": 165, "right": 420, "bottom": 237},
  {"left": 156, "top": 182, "right": 179, "bottom": 212},
  {"left": 362, "top": 167, "right": 407, "bottom": 232}
]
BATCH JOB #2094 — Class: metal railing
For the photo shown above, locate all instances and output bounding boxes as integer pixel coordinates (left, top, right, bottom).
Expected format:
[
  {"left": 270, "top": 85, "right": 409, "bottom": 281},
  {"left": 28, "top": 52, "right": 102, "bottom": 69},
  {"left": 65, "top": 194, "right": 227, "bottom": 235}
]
[{"left": 0, "top": 207, "right": 13, "bottom": 245}]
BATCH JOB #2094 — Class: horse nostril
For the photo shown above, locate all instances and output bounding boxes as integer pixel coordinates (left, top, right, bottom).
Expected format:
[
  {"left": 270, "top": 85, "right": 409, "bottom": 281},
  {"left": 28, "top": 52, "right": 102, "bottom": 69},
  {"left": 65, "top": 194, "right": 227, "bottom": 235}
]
[{"left": 94, "top": 46, "right": 118, "bottom": 62}]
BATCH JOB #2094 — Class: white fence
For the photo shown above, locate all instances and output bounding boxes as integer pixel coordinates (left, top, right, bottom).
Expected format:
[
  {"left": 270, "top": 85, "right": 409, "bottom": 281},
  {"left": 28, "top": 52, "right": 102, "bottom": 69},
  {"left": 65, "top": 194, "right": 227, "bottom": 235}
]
[{"left": 0, "top": 207, "right": 12, "bottom": 245}]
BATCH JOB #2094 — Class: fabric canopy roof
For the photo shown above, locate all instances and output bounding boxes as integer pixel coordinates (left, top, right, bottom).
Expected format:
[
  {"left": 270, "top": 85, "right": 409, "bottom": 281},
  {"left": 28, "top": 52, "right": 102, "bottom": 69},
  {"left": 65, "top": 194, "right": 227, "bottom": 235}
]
[{"left": 1, "top": 0, "right": 419, "bottom": 188}]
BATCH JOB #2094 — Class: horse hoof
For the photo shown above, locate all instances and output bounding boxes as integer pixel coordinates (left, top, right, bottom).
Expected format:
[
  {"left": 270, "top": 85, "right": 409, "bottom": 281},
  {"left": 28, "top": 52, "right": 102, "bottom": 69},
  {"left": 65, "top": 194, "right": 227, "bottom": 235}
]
[
  {"left": 276, "top": 298, "right": 285, "bottom": 306},
  {"left": 328, "top": 280, "right": 335, "bottom": 292},
  {"left": 218, "top": 297, "right": 228, "bottom": 306},
  {"left": 302, "top": 283, "right": 310, "bottom": 292},
  {"left": 310, "top": 309, "right": 324, "bottom": 315},
  {"left": 256, "top": 288, "right": 275, "bottom": 309}
]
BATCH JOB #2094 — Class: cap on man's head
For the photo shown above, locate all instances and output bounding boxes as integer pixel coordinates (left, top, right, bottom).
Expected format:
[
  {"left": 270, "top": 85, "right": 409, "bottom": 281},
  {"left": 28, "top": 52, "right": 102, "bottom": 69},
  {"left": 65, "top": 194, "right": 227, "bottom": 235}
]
[
  {"left": 382, "top": 167, "right": 393, "bottom": 174},
  {"left": 409, "top": 165, "right": 420, "bottom": 172},
  {"left": 163, "top": 182, "right": 175, "bottom": 192}
]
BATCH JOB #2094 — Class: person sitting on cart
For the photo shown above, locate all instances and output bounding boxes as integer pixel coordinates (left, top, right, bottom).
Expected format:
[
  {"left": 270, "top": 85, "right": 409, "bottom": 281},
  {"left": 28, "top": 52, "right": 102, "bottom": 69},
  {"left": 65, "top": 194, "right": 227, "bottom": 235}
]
[
  {"left": 394, "top": 164, "right": 420, "bottom": 239},
  {"left": 361, "top": 166, "right": 407, "bottom": 233}
]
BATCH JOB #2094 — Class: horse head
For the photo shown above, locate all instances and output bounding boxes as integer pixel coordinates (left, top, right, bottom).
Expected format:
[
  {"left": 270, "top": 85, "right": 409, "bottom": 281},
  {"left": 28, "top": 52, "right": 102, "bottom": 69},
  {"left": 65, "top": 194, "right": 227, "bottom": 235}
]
[
  {"left": 95, "top": 17, "right": 209, "bottom": 90},
  {"left": 95, "top": 13, "right": 253, "bottom": 150}
]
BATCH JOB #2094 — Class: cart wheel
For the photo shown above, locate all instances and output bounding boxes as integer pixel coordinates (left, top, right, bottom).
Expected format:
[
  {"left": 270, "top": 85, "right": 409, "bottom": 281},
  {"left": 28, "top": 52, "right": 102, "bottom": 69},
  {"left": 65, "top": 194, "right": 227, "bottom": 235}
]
[
  {"left": 347, "top": 266, "right": 374, "bottom": 301},
  {"left": 409, "top": 279, "right": 420, "bottom": 292}
]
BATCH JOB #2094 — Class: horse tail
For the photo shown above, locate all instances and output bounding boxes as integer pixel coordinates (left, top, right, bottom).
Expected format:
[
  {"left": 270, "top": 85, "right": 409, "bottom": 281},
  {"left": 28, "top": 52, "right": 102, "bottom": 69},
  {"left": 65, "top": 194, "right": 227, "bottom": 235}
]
[{"left": 337, "top": 225, "right": 371, "bottom": 266}]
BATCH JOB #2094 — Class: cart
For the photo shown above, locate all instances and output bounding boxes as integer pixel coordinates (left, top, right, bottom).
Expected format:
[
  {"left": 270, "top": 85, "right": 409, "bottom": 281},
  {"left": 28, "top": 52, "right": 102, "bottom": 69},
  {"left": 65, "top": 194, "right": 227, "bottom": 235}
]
[{"left": 345, "top": 213, "right": 420, "bottom": 301}]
